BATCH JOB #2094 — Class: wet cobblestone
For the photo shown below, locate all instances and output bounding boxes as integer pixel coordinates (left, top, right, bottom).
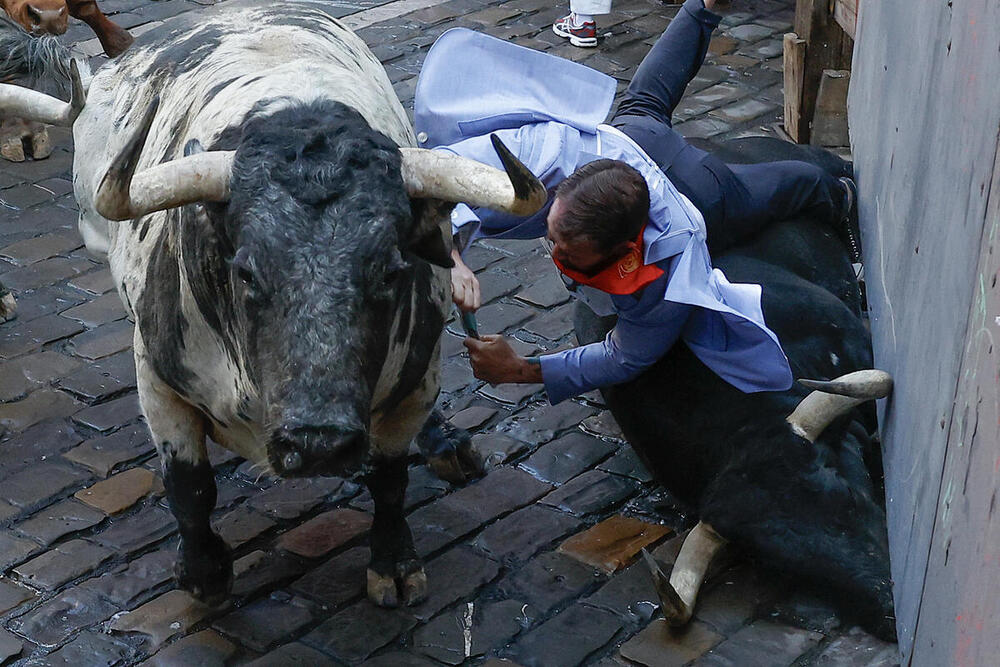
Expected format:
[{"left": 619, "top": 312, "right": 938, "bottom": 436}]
[{"left": 0, "top": 0, "right": 899, "bottom": 663}]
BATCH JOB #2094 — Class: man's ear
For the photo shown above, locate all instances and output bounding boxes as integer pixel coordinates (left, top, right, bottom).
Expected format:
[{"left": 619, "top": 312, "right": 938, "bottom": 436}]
[{"left": 408, "top": 200, "right": 455, "bottom": 268}]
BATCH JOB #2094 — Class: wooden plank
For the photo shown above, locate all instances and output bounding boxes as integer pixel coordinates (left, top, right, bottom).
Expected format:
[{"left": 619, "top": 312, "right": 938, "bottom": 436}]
[
  {"left": 794, "top": 0, "right": 852, "bottom": 144},
  {"left": 810, "top": 69, "right": 850, "bottom": 147},
  {"left": 833, "top": 0, "right": 858, "bottom": 39},
  {"left": 782, "top": 33, "right": 807, "bottom": 142},
  {"left": 848, "top": 0, "right": 1000, "bottom": 659},
  {"left": 913, "top": 130, "right": 1000, "bottom": 667}
]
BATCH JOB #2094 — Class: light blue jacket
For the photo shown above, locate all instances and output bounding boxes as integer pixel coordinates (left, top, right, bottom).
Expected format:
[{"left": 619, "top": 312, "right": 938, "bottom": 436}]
[{"left": 414, "top": 27, "right": 793, "bottom": 404}]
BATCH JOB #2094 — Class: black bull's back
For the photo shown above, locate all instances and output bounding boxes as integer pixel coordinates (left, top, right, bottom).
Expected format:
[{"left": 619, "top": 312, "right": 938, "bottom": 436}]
[{"left": 573, "top": 137, "right": 896, "bottom": 639}]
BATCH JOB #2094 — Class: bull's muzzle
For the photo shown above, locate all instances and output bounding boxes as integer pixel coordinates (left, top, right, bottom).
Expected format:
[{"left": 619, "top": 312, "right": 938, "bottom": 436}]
[{"left": 269, "top": 423, "right": 368, "bottom": 476}]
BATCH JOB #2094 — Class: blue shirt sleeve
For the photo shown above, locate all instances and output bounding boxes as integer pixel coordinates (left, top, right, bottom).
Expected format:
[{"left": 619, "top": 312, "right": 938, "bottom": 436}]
[{"left": 539, "top": 299, "right": 693, "bottom": 404}]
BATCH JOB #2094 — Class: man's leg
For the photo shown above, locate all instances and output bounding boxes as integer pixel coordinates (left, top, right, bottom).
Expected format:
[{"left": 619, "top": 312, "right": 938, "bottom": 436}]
[
  {"left": 612, "top": 0, "right": 722, "bottom": 125},
  {"left": 554, "top": 0, "right": 611, "bottom": 48}
]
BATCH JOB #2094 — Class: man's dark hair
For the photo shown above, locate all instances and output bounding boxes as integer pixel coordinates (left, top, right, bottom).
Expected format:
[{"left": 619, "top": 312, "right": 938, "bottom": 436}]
[{"left": 553, "top": 159, "right": 650, "bottom": 250}]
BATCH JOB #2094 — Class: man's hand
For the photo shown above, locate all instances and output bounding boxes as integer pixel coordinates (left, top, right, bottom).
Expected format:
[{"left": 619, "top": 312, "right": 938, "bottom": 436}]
[
  {"left": 451, "top": 248, "right": 481, "bottom": 312},
  {"left": 464, "top": 335, "right": 543, "bottom": 385}
]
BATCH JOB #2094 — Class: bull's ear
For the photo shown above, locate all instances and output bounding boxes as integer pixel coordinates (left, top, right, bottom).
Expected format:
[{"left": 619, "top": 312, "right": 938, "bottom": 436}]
[{"left": 408, "top": 200, "right": 455, "bottom": 268}]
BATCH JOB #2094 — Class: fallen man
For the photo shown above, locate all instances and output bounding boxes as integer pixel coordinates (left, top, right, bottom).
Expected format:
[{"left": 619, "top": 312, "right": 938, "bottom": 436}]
[{"left": 414, "top": 0, "right": 859, "bottom": 402}]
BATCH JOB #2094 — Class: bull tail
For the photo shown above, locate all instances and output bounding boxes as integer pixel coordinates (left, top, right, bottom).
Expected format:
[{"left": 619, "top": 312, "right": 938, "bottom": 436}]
[{"left": 0, "top": 15, "right": 91, "bottom": 97}]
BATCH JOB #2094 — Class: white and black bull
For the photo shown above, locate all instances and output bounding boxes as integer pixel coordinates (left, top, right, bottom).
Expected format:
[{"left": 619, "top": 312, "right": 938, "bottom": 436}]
[
  {"left": 0, "top": 0, "right": 545, "bottom": 607},
  {"left": 575, "top": 137, "right": 897, "bottom": 641}
]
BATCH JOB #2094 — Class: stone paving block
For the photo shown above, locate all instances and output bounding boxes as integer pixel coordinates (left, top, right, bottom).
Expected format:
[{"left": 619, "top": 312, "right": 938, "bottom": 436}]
[
  {"left": 10, "top": 587, "right": 117, "bottom": 648},
  {"left": 539, "top": 469, "right": 638, "bottom": 516},
  {"left": 75, "top": 467, "right": 160, "bottom": 515},
  {"left": 68, "top": 319, "right": 134, "bottom": 360},
  {"left": 504, "top": 399, "right": 595, "bottom": 444},
  {"left": 214, "top": 592, "right": 315, "bottom": 653},
  {"left": 363, "top": 651, "right": 440, "bottom": 666},
  {"left": 0, "top": 257, "right": 94, "bottom": 292},
  {"left": 477, "top": 268, "right": 524, "bottom": 304},
  {"left": 0, "top": 285, "right": 84, "bottom": 324},
  {"left": 811, "top": 625, "right": 900, "bottom": 666},
  {"left": 0, "top": 420, "right": 83, "bottom": 479},
  {"left": 277, "top": 508, "right": 372, "bottom": 559},
  {"left": 38, "top": 630, "right": 134, "bottom": 666},
  {"left": 414, "top": 598, "right": 537, "bottom": 664},
  {"left": 72, "top": 393, "right": 143, "bottom": 433},
  {"left": 60, "top": 292, "right": 128, "bottom": 327},
  {"left": 0, "top": 234, "right": 81, "bottom": 266},
  {"left": 619, "top": 618, "right": 724, "bottom": 667},
  {"left": 63, "top": 424, "right": 153, "bottom": 476},
  {"left": 82, "top": 548, "right": 175, "bottom": 609},
  {"left": 0, "top": 350, "right": 81, "bottom": 401},
  {"left": 449, "top": 405, "right": 498, "bottom": 431},
  {"left": 231, "top": 549, "right": 305, "bottom": 599},
  {"left": 504, "top": 602, "right": 622, "bottom": 667},
  {"left": 247, "top": 641, "right": 339, "bottom": 666},
  {"left": 0, "top": 628, "right": 22, "bottom": 664},
  {"left": 89, "top": 504, "right": 176, "bottom": 554},
  {"left": 303, "top": 599, "right": 418, "bottom": 663},
  {"left": 146, "top": 629, "right": 237, "bottom": 667},
  {"left": 675, "top": 116, "right": 734, "bottom": 139},
  {"left": 726, "top": 22, "right": 775, "bottom": 42},
  {"left": 514, "top": 272, "right": 571, "bottom": 308},
  {"left": 583, "top": 559, "right": 661, "bottom": 622},
  {"left": 0, "top": 313, "right": 85, "bottom": 358},
  {"left": 410, "top": 546, "right": 501, "bottom": 622},
  {"left": 109, "top": 589, "right": 220, "bottom": 650},
  {"left": 0, "top": 388, "right": 84, "bottom": 433},
  {"left": 477, "top": 381, "right": 543, "bottom": 406},
  {"left": 14, "top": 539, "right": 113, "bottom": 590},
  {"left": 439, "top": 359, "right": 478, "bottom": 394},
  {"left": 0, "top": 577, "right": 34, "bottom": 614},
  {"left": 499, "top": 550, "right": 604, "bottom": 614},
  {"left": 247, "top": 476, "right": 355, "bottom": 520},
  {"left": 473, "top": 504, "right": 582, "bottom": 564},
  {"left": 290, "top": 546, "right": 369, "bottom": 608},
  {"left": 709, "top": 98, "right": 778, "bottom": 124},
  {"left": 694, "top": 620, "right": 823, "bottom": 666},
  {"left": 520, "top": 303, "right": 574, "bottom": 341},
  {"left": 213, "top": 505, "right": 277, "bottom": 549},
  {"left": 517, "top": 431, "right": 617, "bottom": 485},
  {"left": 469, "top": 432, "right": 530, "bottom": 470},
  {"left": 597, "top": 447, "right": 654, "bottom": 483},
  {"left": 458, "top": 302, "right": 532, "bottom": 336},
  {"left": 0, "top": 459, "right": 90, "bottom": 509},
  {"left": 68, "top": 268, "right": 116, "bottom": 295},
  {"left": 559, "top": 515, "right": 672, "bottom": 574},
  {"left": 691, "top": 566, "right": 779, "bottom": 635},
  {"left": 0, "top": 183, "right": 58, "bottom": 210}
]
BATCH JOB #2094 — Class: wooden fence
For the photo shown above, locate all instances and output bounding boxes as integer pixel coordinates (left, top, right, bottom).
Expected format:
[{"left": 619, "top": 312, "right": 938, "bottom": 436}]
[{"left": 848, "top": 0, "right": 1000, "bottom": 663}]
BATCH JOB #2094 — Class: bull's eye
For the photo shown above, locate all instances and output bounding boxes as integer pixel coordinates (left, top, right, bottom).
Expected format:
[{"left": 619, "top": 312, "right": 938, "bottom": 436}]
[{"left": 232, "top": 248, "right": 261, "bottom": 299}]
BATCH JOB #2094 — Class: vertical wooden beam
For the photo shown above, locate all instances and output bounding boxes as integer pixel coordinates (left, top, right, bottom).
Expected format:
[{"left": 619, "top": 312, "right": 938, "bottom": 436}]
[
  {"left": 792, "top": 0, "right": 852, "bottom": 144},
  {"left": 783, "top": 33, "right": 807, "bottom": 142},
  {"left": 810, "top": 68, "right": 851, "bottom": 147}
]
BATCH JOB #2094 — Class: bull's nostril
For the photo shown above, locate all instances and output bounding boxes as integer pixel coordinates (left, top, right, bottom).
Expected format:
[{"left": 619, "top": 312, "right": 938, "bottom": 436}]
[{"left": 283, "top": 450, "right": 303, "bottom": 471}]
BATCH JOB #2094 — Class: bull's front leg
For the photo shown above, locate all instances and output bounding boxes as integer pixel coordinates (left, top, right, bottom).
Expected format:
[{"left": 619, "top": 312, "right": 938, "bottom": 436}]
[
  {"left": 365, "top": 456, "right": 427, "bottom": 607},
  {"left": 65, "top": 0, "right": 133, "bottom": 57},
  {"left": 136, "top": 354, "right": 232, "bottom": 605}
]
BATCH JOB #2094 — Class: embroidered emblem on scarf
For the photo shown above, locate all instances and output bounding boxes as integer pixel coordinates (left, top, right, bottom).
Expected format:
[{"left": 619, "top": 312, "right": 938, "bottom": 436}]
[{"left": 552, "top": 226, "right": 664, "bottom": 296}]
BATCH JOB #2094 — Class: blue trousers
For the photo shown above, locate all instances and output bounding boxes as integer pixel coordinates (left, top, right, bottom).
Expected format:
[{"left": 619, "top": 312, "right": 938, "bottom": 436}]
[{"left": 611, "top": 0, "right": 843, "bottom": 254}]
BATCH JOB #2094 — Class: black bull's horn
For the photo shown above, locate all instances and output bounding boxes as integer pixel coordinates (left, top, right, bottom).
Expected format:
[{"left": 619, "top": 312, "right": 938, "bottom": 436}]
[
  {"left": 787, "top": 369, "right": 893, "bottom": 442},
  {"left": 94, "top": 98, "right": 547, "bottom": 222}
]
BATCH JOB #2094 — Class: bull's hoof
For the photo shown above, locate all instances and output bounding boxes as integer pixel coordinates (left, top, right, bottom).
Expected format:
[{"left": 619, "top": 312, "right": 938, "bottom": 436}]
[
  {"left": 102, "top": 27, "right": 134, "bottom": 58},
  {"left": 0, "top": 119, "right": 51, "bottom": 162},
  {"left": 0, "top": 291, "right": 16, "bottom": 323},
  {"left": 366, "top": 562, "right": 427, "bottom": 608},
  {"left": 0, "top": 135, "right": 25, "bottom": 162},
  {"left": 426, "top": 441, "right": 485, "bottom": 485},
  {"left": 175, "top": 536, "right": 233, "bottom": 607}
]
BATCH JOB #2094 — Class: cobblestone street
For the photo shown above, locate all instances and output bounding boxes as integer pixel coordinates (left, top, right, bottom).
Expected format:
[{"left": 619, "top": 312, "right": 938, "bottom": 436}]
[{"left": 0, "top": 0, "right": 900, "bottom": 664}]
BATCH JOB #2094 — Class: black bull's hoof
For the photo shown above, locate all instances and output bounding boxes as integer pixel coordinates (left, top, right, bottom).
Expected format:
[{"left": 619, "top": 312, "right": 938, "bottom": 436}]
[
  {"left": 175, "top": 534, "right": 233, "bottom": 606},
  {"left": 416, "top": 410, "right": 485, "bottom": 485},
  {"left": 367, "top": 560, "right": 428, "bottom": 608}
]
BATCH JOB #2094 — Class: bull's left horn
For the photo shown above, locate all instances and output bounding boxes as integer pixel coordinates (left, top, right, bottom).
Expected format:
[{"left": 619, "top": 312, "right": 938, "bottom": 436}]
[
  {"left": 400, "top": 134, "right": 547, "bottom": 216},
  {"left": 0, "top": 59, "right": 86, "bottom": 126},
  {"left": 787, "top": 369, "right": 893, "bottom": 442},
  {"left": 95, "top": 96, "right": 234, "bottom": 221}
]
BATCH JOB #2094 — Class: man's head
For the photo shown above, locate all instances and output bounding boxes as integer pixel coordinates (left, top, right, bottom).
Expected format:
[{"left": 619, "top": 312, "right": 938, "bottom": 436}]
[{"left": 546, "top": 159, "right": 650, "bottom": 274}]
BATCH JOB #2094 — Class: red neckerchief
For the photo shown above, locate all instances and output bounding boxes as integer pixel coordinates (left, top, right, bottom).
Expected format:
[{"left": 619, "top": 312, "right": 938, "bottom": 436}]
[{"left": 551, "top": 225, "right": 664, "bottom": 296}]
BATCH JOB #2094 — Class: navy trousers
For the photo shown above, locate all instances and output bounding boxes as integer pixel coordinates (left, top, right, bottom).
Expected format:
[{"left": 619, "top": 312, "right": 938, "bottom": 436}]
[{"left": 611, "top": 0, "right": 844, "bottom": 255}]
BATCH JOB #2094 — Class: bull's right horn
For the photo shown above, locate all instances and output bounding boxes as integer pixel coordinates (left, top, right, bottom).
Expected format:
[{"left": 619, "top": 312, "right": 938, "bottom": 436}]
[
  {"left": 94, "top": 96, "right": 234, "bottom": 221},
  {"left": 0, "top": 59, "right": 85, "bottom": 126},
  {"left": 787, "top": 369, "right": 893, "bottom": 442},
  {"left": 400, "top": 134, "right": 547, "bottom": 216}
]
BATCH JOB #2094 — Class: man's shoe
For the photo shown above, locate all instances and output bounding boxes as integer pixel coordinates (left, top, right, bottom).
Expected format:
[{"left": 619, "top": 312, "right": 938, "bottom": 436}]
[
  {"left": 837, "top": 176, "right": 862, "bottom": 264},
  {"left": 553, "top": 14, "right": 598, "bottom": 47}
]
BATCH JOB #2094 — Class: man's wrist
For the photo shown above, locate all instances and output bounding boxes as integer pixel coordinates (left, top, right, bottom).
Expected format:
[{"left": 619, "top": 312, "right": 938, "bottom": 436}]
[{"left": 518, "top": 356, "right": 544, "bottom": 383}]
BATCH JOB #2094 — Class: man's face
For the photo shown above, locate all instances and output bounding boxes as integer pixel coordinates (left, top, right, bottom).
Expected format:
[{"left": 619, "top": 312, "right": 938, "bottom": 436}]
[{"left": 546, "top": 197, "right": 626, "bottom": 275}]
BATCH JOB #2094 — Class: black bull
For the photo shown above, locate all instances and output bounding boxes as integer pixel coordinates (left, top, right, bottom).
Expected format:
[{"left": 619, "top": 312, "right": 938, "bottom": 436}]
[{"left": 574, "top": 137, "right": 896, "bottom": 641}]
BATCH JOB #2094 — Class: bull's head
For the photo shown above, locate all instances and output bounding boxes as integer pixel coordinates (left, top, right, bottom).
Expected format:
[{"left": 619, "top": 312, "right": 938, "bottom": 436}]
[
  {"left": 95, "top": 97, "right": 545, "bottom": 476},
  {"left": 3, "top": 0, "right": 68, "bottom": 35}
]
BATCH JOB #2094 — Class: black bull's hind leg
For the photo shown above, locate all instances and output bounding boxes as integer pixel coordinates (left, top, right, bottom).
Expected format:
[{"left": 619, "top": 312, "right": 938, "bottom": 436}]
[
  {"left": 365, "top": 456, "right": 427, "bottom": 607},
  {"left": 137, "top": 354, "right": 232, "bottom": 605}
]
